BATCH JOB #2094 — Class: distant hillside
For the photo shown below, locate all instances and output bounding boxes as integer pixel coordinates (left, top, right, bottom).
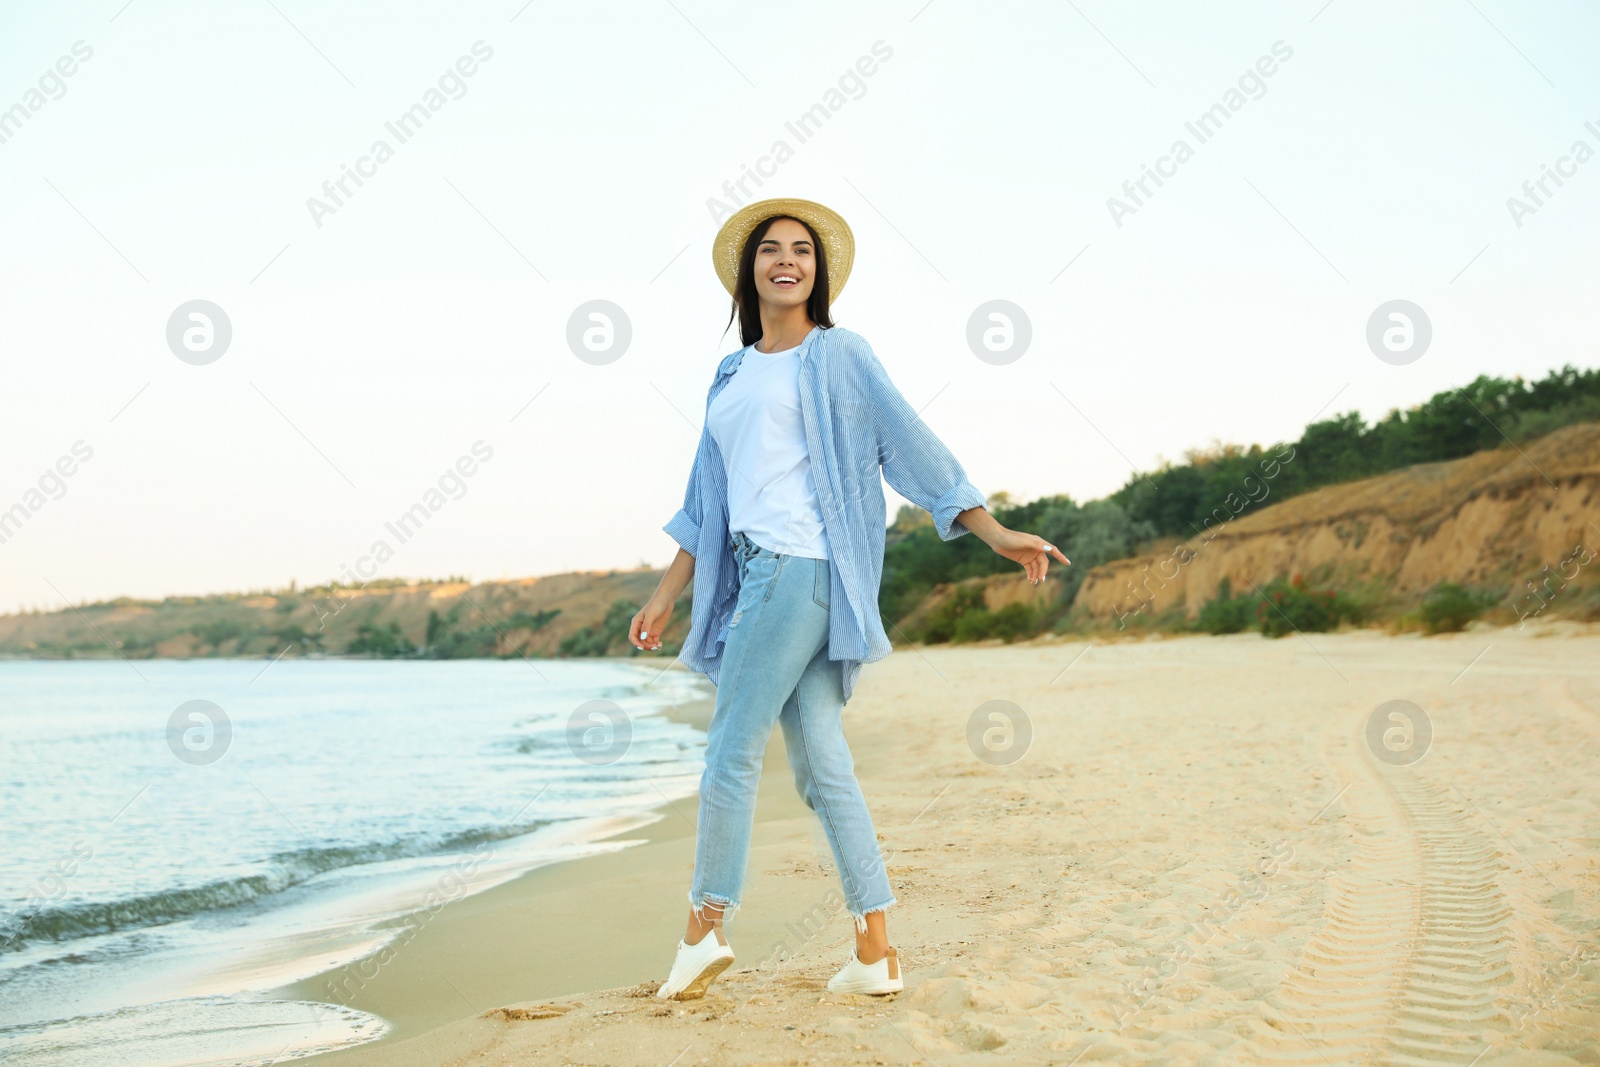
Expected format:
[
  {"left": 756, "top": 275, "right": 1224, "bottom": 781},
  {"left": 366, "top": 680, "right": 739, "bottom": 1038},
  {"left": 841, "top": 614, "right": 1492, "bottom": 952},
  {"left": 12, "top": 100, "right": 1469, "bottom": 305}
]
[{"left": 0, "top": 568, "right": 687, "bottom": 661}]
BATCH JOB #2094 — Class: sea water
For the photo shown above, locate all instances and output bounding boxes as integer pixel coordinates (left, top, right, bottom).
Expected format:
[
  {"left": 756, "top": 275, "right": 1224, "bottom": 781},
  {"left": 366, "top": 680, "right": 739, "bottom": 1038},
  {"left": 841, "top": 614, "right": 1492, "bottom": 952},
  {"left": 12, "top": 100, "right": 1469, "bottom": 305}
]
[{"left": 0, "top": 657, "right": 711, "bottom": 1065}]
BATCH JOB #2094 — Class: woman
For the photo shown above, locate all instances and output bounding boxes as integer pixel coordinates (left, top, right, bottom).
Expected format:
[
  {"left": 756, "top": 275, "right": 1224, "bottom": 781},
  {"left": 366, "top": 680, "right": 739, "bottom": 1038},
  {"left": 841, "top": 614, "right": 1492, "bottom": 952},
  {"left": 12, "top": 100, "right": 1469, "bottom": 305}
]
[{"left": 631, "top": 198, "right": 1068, "bottom": 1001}]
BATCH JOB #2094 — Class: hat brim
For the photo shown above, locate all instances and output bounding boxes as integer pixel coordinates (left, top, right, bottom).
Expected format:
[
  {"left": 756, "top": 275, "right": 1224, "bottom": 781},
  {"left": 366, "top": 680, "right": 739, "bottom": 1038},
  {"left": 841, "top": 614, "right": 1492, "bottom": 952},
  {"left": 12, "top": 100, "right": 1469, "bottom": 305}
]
[{"left": 711, "top": 198, "right": 855, "bottom": 302}]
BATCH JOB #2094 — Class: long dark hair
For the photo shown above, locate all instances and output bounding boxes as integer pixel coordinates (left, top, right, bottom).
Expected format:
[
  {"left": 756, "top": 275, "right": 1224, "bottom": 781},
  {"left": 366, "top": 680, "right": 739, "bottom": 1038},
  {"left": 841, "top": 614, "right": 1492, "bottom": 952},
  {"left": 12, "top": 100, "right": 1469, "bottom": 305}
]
[{"left": 722, "top": 214, "right": 836, "bottom": 347}]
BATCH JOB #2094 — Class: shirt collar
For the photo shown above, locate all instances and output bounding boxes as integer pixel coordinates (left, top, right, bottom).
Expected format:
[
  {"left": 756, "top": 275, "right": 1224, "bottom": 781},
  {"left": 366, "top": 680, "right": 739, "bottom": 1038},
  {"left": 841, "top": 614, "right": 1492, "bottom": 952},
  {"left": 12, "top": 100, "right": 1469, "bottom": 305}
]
[{"left": 719, "top": 323, "right": 822, "bottom": 381}]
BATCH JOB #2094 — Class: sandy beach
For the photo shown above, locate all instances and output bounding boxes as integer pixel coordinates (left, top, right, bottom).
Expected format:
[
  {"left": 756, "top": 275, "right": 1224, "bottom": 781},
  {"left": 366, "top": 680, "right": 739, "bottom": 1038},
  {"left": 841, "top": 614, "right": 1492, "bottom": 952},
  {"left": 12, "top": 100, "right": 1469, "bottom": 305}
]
[{"left": 291, "top": 623, "right": 1600, "bottom": 1067}]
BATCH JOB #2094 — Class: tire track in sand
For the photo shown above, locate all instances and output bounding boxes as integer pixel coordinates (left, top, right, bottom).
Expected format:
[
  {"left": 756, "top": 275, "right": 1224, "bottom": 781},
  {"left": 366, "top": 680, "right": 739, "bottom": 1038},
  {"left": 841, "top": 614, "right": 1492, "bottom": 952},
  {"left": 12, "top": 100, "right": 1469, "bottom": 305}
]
[{"left": 1243, "top": 701, "right": 1514, "bottom": 1065}]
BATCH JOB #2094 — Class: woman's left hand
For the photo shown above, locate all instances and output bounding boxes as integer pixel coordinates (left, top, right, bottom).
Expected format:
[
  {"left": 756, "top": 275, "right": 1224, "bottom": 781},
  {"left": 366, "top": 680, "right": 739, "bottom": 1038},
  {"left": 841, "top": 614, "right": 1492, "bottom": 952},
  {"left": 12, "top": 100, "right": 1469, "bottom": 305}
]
[{"left": 988, "top": 528, "right": 1070, "bottom": 585}]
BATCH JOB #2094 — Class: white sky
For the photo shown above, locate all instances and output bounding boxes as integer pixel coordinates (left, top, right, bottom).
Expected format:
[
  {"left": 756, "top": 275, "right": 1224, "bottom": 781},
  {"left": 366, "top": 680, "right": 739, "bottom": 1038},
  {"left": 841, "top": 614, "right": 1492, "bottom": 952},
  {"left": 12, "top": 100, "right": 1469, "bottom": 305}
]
[{"left": 1, "top": 0, "right": 1596, "bottom": 614}]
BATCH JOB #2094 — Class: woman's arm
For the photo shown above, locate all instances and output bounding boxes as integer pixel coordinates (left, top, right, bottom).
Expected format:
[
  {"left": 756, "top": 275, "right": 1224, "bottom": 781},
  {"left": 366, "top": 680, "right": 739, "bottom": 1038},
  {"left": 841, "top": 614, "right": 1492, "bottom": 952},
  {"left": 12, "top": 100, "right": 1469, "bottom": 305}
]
[
  {"left": 657, "top": 548, "right": 695, "bottom": 603},
  {"left": 856, "top": 337, "right": 1070, "bottom": 584}
]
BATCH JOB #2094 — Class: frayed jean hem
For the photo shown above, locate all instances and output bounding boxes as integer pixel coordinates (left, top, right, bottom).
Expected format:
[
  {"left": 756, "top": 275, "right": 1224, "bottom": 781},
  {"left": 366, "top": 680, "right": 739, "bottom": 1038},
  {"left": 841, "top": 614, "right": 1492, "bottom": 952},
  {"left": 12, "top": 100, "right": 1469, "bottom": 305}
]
[
  {"left": 688, "top": 888, "right": 740, "bottom": 927},
  {"left": 850, "top": 895, "right": 897, "bottom": 935}
]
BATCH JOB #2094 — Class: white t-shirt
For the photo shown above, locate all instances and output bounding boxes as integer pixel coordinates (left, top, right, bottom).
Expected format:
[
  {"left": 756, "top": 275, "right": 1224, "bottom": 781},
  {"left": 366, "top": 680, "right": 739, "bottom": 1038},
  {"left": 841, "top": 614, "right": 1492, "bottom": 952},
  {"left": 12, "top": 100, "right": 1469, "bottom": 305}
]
[{"left": 706, "top": 341, "right": 832, "bottom": 560}]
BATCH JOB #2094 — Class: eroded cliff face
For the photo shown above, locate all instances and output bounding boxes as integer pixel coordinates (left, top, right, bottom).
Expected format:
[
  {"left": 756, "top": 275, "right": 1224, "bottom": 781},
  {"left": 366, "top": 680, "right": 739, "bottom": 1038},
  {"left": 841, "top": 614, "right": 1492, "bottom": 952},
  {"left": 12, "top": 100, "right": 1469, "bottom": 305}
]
[{"left": 1076, "top": 422, "right": 1600, "bottom": 623}]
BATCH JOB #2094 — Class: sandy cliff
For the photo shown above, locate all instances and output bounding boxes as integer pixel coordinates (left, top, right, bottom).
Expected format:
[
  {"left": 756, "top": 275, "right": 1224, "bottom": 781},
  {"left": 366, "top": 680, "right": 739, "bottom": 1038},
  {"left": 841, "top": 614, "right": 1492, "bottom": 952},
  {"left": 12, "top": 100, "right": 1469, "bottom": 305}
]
[{"left": 1076, "top": 421, "right": 1600, "bottom": 623}]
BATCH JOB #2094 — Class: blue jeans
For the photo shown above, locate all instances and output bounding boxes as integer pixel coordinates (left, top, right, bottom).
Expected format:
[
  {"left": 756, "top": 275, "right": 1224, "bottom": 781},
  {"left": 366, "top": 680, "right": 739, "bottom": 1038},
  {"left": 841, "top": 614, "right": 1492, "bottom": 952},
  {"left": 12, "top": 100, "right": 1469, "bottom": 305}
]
[{"left": 689, "top": 528, "right": 897, "bottom": 935}]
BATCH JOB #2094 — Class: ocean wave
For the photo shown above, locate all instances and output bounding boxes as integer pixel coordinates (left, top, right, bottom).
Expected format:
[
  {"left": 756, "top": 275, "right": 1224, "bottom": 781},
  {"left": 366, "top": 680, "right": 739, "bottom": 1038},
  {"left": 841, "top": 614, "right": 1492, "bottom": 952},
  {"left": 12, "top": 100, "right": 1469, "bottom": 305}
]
[{"left": 0, "top": 820, "right": 549, "bottom": 954}]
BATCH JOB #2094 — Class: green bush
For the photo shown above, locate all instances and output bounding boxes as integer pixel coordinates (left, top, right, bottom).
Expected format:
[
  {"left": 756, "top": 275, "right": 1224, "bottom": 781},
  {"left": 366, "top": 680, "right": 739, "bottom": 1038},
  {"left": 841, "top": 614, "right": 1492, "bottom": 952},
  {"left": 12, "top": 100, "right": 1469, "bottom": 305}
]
[
  {"left": 1193, "top": 577, "right": 1254, "bottom": 634},
  {"left": 423, "top": 607, "right": 491, "bottom": 658},
  {"left": 347, "top": 620, "right": 413, "bottom": 656},
  {"left": 505, "top": 609, "right": 561, "bottom": 634},
  {"left": 951, "top": 601, "right": 1037, "bottom": 644},
  {"left": 271, "top": 622, "right": 321, "bottom": 649},
  {"left": 916, "top": 585, "right": 987, "bottom": 644},
  {"left": 559, "top": 598, "right": 636, "bottom": 657},
  {"left": 430, "top": 624, "right": 500, "bottom": 659},
  {"left": 191, "top": 618, "right": 244, "bottom": 649},
  {"left": 988, "top": 602, "right": 1038, "bottom": 642},
  {"left": 1418, "top": 582, "right": 1497, "bottom": 633},
  {"left": 951, "top": 611, "right": 988, "bottom": 643},
  {"left": 1254, "top": 574, "right": 1363, "bottom": 637}
]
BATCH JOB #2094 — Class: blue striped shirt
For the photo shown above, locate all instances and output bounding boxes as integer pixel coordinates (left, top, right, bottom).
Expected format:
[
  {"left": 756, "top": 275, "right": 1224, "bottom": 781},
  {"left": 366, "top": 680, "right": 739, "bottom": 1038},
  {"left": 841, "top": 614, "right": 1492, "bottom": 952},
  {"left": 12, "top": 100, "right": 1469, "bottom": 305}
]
[{"left": 664, "top": 324, "right": 987, "bottom": 704}]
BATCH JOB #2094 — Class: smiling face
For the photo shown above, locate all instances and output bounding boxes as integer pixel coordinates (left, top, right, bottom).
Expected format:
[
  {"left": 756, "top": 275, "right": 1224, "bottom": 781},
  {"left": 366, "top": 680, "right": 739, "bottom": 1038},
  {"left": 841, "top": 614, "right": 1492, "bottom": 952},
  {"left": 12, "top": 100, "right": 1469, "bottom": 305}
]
[{"left": 750, "top": 217, "right": 816, "bottom": 309}]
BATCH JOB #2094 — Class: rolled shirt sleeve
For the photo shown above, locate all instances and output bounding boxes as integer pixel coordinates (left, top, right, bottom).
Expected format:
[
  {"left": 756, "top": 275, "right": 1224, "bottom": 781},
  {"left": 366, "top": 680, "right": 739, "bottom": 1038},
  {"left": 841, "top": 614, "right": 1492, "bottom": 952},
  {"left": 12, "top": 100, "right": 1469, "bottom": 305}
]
[
  {"left": 664, "top": 507, "right": 700, "bottom": 556},
  {"left": 859, "top": 343, "right": 987, "bottom": 541}
]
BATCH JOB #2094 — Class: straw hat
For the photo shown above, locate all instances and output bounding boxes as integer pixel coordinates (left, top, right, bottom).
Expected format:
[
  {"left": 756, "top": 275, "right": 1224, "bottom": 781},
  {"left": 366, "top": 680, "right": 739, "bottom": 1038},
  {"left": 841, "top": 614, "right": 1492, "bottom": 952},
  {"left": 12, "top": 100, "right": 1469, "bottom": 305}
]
[{"left": 711, "top": 197, "right": 855, "bottom": 300}]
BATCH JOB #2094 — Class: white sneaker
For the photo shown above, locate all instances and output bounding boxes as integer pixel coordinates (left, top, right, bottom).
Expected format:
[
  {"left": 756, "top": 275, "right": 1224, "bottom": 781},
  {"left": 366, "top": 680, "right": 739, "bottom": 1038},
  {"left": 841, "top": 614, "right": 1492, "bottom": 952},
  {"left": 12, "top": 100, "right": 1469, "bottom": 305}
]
[
  {"left": 656, "top": 930, "right": 735, "bottom": 1000},
  {"left": 826, "top": 945, "right": 903, "bottom": 994}
]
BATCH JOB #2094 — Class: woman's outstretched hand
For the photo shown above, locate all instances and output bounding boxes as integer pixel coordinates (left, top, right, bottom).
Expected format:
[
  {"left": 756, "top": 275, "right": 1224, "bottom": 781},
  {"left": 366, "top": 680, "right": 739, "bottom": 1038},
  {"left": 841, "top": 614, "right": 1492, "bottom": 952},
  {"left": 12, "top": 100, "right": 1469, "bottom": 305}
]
[
  {"left": 953, "top": 506, "right": 1070, "bottom": 585},
  {"left": 631, "top": 548, "right": 695, "bottom": 652},
  {"left": 629, "top": 594, "right": 674, "bottom": 651},
  {"left": 987, "top": 527, "right": 1070, "bottom": 585}
]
